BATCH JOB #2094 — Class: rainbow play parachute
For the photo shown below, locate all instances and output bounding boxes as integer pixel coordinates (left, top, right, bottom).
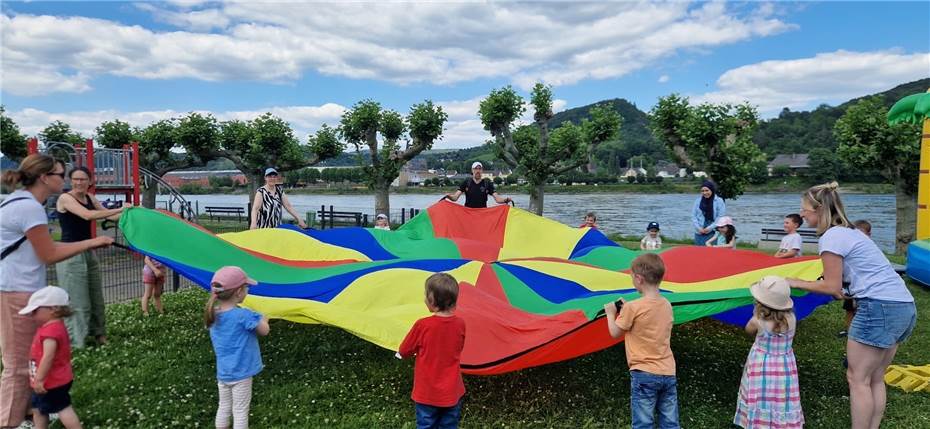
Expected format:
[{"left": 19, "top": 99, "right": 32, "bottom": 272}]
[{"left": 120, "top": 202, "right": 832, "bottom": 375}]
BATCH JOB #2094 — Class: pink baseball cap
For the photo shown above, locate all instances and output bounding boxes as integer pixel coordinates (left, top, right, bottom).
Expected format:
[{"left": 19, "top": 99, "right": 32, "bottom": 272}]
[
  {"left": 715, "top": 216, "right": 734, "bottom": 228},
  {"left": 211, "top": 266, "right": 258, "bottom": 291}
]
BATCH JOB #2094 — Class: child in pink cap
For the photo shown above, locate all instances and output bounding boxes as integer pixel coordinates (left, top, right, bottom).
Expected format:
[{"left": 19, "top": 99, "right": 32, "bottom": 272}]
[
  {"left": 706, "top": 216, "right": 737, "bottom": 249},
  {"left": 204, "top": 266, "right": 269, "bottom": 429}
]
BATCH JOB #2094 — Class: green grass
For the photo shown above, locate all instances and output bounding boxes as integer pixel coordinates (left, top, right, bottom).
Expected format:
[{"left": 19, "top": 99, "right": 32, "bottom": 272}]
[{"left": 69, "top": 280, "right": 929, "bottom": 428}]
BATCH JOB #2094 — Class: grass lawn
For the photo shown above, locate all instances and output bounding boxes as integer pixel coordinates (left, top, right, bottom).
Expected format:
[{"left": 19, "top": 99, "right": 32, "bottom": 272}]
[{"left": 69, "top": 279, "right": 928, "bottom": 428}]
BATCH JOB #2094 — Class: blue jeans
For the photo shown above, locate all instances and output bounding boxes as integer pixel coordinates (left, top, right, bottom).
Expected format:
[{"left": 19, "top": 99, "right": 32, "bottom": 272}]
[
  {"left": 849, "top": 298, "right": 917, "bottom": 349},
  {"left": 630, "top": 370, "right": 679, "bottom": 429},
  {"left": 415, "top": 399, "right": 462, "bottom": 429}
]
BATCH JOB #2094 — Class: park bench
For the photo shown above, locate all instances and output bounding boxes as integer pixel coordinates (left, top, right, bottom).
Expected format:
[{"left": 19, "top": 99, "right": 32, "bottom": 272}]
[
  {"left": 758, "top": 227, "right": 819, "bottom": 252},
  {"left": 205, "top": 206, "right": 246, "bottom": 222},
  {"left": 318, "top": 205, "right": 369, "bottom": 229}
]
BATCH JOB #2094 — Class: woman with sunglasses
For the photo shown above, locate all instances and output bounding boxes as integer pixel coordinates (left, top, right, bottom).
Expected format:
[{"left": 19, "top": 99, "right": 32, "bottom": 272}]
[
  {"left": 0, "top": 154, "right": 113, "bottom": 428},
  {"left": 55, "top": 166, "right": 126, "bottom": 349},
  {"left": 249, "top": 167, "right": 307, "bottom": 230},
  {"left": 788, "top": 182, "right": 915, "bottom": 429}
]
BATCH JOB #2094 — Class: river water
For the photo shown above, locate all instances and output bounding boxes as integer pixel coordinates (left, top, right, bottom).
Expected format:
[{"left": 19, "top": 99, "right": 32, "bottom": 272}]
[{"left": 159, "top": 192, "right": 897, "bottom": 252}]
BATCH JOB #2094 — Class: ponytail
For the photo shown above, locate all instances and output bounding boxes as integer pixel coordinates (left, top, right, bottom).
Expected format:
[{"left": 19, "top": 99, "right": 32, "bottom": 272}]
[
  {"left": 203, "top": 282, "right": 240, "bottom": 327},
  {"left": 803, "top": 181, "right": 852, "bottom": 235},
  {"left": 755, "top": 302, "right": 792, "bottom": 334},
  {"left": 2, "top": 154, "right": 59, "bottom": 189}
]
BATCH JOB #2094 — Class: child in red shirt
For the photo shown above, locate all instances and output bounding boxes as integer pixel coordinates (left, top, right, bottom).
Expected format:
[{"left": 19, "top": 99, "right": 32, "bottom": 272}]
[
  {"left": 17, "top": 286, "right": 81, "bottom": 429},
  {"left": 398, "top": 273, "right": 467, "bottom": 429}
]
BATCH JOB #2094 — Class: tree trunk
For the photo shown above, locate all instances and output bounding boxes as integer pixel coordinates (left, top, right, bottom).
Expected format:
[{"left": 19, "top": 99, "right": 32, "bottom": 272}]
[
  {"left": 895, "top": 180, "right": 917, "bottom": 254},
  {"left": 142, "top": 182, "right": 157, "bottom": 209},
  {"left": 528, "top": 183, "right": 544, "bottom": 215},
  {"left": 374, "top": 182, "right": 391, "bottom": 220},
  {"left": 246, "top": 173, "right": 263, "bottom": 199}
]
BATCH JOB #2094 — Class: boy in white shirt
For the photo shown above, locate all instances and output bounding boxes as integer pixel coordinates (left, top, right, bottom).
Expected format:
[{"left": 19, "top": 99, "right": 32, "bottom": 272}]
[
  {"left": 773, "top": 214, "right": 803, "bottom": 258},
  {"left": 640, "top": 222, "right": 662, "bottom": 251}
]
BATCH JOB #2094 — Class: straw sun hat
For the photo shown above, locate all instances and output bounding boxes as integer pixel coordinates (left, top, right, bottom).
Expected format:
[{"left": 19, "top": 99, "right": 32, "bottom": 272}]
[{"left": 749, "top": 275, "right": 793, "bottom": 310}]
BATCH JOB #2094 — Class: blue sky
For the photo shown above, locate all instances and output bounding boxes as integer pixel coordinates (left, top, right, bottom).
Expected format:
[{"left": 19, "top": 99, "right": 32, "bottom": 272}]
[{"left": 2, "top": 1, "right": 928, "bottom": 149}]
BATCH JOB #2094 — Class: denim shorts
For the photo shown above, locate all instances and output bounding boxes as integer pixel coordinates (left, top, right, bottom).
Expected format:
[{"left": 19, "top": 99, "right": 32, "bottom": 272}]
[{"left": 849, "top": 298, "right": 917, "bottom": 349}]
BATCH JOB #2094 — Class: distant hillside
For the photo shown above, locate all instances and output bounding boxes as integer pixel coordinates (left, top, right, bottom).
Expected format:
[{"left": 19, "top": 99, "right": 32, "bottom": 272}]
[{"left": 754, "top": 78, "right": 930, "bottom": 157}]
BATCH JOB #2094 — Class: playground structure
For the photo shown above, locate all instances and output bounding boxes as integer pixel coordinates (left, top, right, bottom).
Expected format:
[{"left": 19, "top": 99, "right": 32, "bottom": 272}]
[
  {"left": 887, "top": 90, "right": 930, "bottom": 287},
  {"left": 26, "top": 137, "right": 198, "bottom": 227}
]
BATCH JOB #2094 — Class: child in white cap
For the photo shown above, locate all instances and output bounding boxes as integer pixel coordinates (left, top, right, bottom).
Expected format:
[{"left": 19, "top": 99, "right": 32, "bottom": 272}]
[
  {"left": 374, "top": 213, "right": 391, "bottom": 230},
  {"left": 733, "top": 276, "right": 803, "bottom": 428},
  {"left": 204, "top": 266, "right": 269, "bottom": 429},
  {"left": 706, "top": 216, "right": 737, "bottom": 248},
  {"left": 18, "top": 286, "right": 81, "bottom": 429}
]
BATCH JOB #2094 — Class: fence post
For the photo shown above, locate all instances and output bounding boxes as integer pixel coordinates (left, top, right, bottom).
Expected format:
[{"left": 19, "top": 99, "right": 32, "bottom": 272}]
[
  {"left": 363, "top": 214, "right": 369, "bottom": 227},
  {"left": 172, "top": 270, "right": 180, "bottom": 292},
  {"left": 246, "top": 202, "right": 252, "bottom": 226},
  {"left": 329, "top": 205, "right": 335, "bottom": 229},
  {"left": 401, "top": 209, "right": 406, "bottom": 225}
]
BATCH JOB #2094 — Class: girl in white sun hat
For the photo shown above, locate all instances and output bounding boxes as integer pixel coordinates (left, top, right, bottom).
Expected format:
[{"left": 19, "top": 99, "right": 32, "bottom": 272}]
[
  {"left": 706, "top": 216, "right": 737, "bottom": 249},
  {"left": 734, "top": 276, "right": 803, "bottom": 428}
]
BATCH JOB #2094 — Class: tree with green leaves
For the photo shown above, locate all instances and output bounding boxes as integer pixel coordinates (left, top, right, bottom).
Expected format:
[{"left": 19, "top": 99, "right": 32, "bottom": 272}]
[
  {"left": 835, "top": 96, "right": 920, "bottom": 253},
  {"left": 650, "top": 94, "right": 764, "bottom": 200},
  {"left": 337, "top": 100, "right": 447, "bottom": 216},
  {"left": 219, "top": 114, "right": 344, "bottom": 196},
  {"left": 479, "top": 84, "right": 621, "bottom": 214},
  {"left": 1, "top": 106, "right": 28, "bottom": 162},
  {"left": 805, "top": 147, "right": 841, "bottom": 184},
  {"left": 39, "top": 120, "right": 85, "bottom": 146},
  {"left": 95, "top": 114, "right": 223, "bottom": 207}
]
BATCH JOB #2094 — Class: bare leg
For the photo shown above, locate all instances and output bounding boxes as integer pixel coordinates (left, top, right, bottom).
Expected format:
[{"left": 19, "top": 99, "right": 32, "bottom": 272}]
[
  {"left": 847, "top": 340, "right": 888, "bottom": 429},
  {"left": 33, "top": 410, "right": 49, "bottom": 429},
  {"left": 153, "top": 281, "right": 164, "bottom": 314},
  {"left": 868, "top": 345, "right": 898, "bottom": 429},
  {"left": 56, "top": 406, "right": 82, "bottom": 429},
  {"left": 141, "top": 283, "right": 153, "bottom": 316}
]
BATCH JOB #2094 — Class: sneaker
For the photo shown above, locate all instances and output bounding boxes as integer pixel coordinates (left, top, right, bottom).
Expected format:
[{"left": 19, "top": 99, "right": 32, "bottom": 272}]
[
  {"left": 16, "top": 419, "right": 35, "bottom": 429},
  {"left": 842, "top": 355, "right": 849, "bottom": 369},
  {"left": 837, "top": 330, "right": 848, "bottom": 338}
]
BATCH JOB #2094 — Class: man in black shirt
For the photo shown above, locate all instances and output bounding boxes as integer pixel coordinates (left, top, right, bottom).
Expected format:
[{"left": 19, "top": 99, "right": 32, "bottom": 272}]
[{"left": 445, "top": 162, "right": 512, "bottom": 208}]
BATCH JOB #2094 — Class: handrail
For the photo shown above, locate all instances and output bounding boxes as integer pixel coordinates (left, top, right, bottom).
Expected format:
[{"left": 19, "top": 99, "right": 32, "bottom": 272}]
[{"left": 139, "top": 167, "right": 197, "bottom": 223}]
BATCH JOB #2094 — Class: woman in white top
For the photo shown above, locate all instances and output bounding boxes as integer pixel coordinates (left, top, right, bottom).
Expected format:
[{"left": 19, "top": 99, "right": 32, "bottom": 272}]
[
  {"left": 0, "top": 154, "right": 112, "bottom": 427},
  {"left": 788, "top": 182, "right": 915, "bottom": 429}
]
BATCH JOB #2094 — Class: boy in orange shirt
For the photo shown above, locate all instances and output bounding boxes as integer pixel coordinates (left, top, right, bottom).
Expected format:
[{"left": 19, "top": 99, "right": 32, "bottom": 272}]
[{"left": 604, "top": 253, "right": 679, "bottom": 429}]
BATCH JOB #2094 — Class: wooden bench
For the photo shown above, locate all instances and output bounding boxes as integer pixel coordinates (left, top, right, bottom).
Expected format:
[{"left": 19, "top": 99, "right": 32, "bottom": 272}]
[
  {"left": 318, "top": 205, "right": 369, "bottom": 229},
  {"left": 204, "top": 206, "right": 246, "bottom": 222},
  {"left": 758, "top": 227, "right": 819, "bottom": 252}
]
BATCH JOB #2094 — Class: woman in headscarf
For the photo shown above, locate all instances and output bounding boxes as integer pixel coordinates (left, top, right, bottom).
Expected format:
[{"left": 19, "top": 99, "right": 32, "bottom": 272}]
[{"left": 691, "top": 180, "right": 726, "bottom": 245}]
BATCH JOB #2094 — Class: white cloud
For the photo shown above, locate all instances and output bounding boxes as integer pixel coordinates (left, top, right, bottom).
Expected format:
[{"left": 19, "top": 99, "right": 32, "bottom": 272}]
[
  {"left": 692, "top": 50, "right": 930, "bottom": 117},
  {"left": 658, "top": 75, "right": 670, "bottom": 83},
  {"left": 1, "top": 2, "right": 794, "bottom": 96}
]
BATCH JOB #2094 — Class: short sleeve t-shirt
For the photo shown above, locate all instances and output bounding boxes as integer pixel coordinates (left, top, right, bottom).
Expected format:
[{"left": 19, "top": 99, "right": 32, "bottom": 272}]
[
  {"left": 29, "top": 319, "right": 73, "bottom": 390},
  {"left": 819, "top": 226, "right": 912, "bottom": 302},
  {"left": 641, "top": 235, "right": 662, "bottom": 250},
  {"left": 209, "top": 307, "right": 264, "bottom": 382},
  {"left": 616, "top": 296, "right": 675, "bottom": 376},
  {"left": 1, "top": 190, "right": 48, "bottom": 292},
  {"left": 459, "top": 178, "right": 495, "bottom": 208},
  {"left": 778, "top": 232, "right": 803, "bottom": 257},
  {"left": 398, "top": 315, "right": 466, "bottom": 407}
]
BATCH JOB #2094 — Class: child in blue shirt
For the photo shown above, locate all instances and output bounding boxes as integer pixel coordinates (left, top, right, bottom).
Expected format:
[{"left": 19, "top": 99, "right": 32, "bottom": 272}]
[{"left": 204, "top": 266, "right": 269, "bottom": 429}]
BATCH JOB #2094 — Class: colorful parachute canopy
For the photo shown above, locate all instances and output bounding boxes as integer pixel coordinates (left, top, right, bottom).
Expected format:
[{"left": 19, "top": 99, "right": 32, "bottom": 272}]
[{"left": 120, "top": 202, "right": 831, "bottom": 375}]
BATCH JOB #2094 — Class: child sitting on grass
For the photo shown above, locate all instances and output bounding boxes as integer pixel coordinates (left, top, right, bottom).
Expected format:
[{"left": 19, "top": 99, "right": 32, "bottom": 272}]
[
  {"left": 774, "top": 214, "right": 803, "bottom": 258},
  {"left": 18, "top": 286, "right": 81, "bottom": 429},
  {"left": 734, "top": 276, "right": 803, "bottom": 428},
  {"left": 204, "top": 266, "right": 270, "bottom": 429},
  {"left": 398, "top": 273, "right": 467, "bottom": 429},
  {"left": 707, "top": 216, "right": 737, "bottom": 248},
  {"left": 604, "top": 253, "right": 678, "bottom": 429}
]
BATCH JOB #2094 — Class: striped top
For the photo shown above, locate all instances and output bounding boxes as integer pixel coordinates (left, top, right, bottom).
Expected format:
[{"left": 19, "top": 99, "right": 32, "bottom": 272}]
[{"left": 255, "top": 186, "right": 284, "bottom": 229}]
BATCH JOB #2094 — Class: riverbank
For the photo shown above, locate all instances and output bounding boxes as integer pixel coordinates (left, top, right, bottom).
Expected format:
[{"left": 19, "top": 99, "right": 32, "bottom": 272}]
[{"left": 184, "top": 180, "right": 893, "bottom": 196}]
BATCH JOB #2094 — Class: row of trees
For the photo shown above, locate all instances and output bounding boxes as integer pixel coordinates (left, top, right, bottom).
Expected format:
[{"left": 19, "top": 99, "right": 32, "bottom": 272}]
[{"left": 2, "top": 89, "right": 919, "bottom": 250}]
